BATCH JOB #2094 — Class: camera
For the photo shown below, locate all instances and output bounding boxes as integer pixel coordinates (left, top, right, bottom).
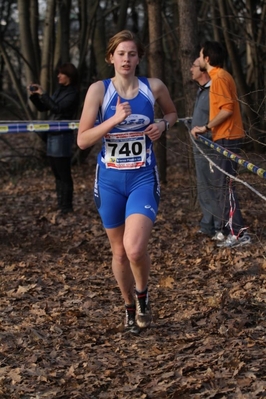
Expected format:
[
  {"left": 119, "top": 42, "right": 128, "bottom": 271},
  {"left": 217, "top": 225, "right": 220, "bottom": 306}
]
[{"left": 29, "top": 85, "right": 38, "bottom": 92}]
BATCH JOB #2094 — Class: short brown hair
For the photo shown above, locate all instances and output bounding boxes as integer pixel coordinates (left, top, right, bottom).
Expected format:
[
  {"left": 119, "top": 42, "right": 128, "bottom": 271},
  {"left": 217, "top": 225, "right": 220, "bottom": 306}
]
[
  {"left": 105, "top": 30, "right": 145, "bottom": 64},
  {"left": 201, "top": 41, "right": 224, "bottom": 68},
  {"left": 58, "top": 63, "right": 79, "bottom": 86}
]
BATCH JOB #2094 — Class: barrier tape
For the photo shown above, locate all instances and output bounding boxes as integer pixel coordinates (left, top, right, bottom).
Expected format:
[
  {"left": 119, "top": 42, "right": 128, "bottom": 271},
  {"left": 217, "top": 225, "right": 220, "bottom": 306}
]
[
  {"left": 197, "top": 134, "right": 266, "bottom": 180},
  {"left": 0, "top": 118, "right": 192, "bottom": 134},
  {"left": 1, "top": 119, "right": 265, "bottom": 180},
  {"left": 0, "top": 121, "right": 80, "bottom": 134}
]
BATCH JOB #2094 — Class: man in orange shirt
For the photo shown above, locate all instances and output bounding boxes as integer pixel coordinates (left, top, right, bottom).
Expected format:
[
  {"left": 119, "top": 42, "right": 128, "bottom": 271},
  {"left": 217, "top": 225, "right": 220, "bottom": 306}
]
[{"left": 191, "top": 41, "right": 250, "bottom": 248}]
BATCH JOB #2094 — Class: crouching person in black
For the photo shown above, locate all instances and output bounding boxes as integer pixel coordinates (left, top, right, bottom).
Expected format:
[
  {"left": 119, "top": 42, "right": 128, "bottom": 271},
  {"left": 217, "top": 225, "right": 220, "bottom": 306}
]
[{"left": 28, "top": 62, "right": 79, "bottom": 214}]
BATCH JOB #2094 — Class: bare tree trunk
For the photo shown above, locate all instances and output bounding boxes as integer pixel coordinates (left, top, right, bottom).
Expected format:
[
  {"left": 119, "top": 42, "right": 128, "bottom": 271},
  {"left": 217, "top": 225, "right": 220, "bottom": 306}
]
[
  {"left": 146, "top": 0, "right": 167, "bottom": 183},
  {"left": 177, "top": 0, "right": 198, "bottom": 116},
  {"left": 261, "top": 5, "right": 266, "bottom": 138},
  {"left": 29, "top": 0, "right": 41, "bottom": 79},
  {"left": 177, "top": 0, "right": 198, "bottom": 206},
  {"left": 73, "top": 0, "right": 100, "bottom": 165},
  {"left": 117, "top": 0, "right": 129, "bottom": 32},
  {"left": 245, "top": 0, "right": 266, "bottom": 148},
  {"left": 54, "top": 0, "right": 72, "bottom": 68},
  {"left": 40, "top": 0, "right": 56, "bottom": 93},
  {"left": 78, "top": 0, "right": 99, "bottom": 81},
  {"left": 17, "top": 0, "right": 39, "bottom": 84},
  {"left": 0, "top": 41, "right": 32, "bottom": 119},
  {"left": 217, "top": 0, "right": 260, "bottom": 151},
  {"left": 93, "top": 5, "right": 112, "bottom": 80},
  {"left": 210, "top": 0, "right": 220, "bottom": 41}
]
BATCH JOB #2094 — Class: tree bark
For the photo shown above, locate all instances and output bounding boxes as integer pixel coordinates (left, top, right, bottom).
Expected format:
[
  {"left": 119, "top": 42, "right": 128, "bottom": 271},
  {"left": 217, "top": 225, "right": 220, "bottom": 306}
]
[
  {"left": 146, "top": 0, "right": 167, "bottom": 183},
  {"left": 40, "top": 0, "right": 56, "bottom": 93},
  {"left": 78, "top": 0, "right": 99, "bottom": 82},
  {"left": 0, "top": 41, "right": 32, "bottom": 119},
  {"left": 29, "top": 0, "right": 41, "bottom": 79},
  {"left": 116, "top": 0, "right": 129, "bottom": 32},
  {"left": 17, "top": 0, "right": 38, "bottom": 84},
  {"left": 54, "top": 0, "right": 72, "bottom": 68},
  {"left": 177, "top": 0, "right": 199, "bottom": 206},
  {"left": 93, "top": 5, "right": 112, "bottom": 80},
  {"left": 217, "top": 0, "right": 261, "bottom": 150}
]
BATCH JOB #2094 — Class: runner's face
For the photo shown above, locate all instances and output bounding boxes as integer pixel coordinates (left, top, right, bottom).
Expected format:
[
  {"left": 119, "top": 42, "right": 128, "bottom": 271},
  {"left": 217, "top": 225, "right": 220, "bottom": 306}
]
[{"left": 110, "top": 41, "right": 139, "bottom": 74}]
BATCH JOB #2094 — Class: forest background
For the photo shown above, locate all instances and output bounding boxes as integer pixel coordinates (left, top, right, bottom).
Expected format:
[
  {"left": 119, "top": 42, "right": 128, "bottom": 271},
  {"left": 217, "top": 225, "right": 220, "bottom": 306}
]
[
  {"left": 1, "top": 1, "right": 266, "bottom": 398},
  {"left": 1, "top": 0, "right": 266, "bottom": 178}
]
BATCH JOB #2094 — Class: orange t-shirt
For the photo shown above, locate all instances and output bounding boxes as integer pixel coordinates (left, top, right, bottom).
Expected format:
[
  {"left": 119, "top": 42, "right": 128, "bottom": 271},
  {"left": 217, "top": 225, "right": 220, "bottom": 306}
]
[{"left": 209, "top": 67, "right": 244, "bottom": 141}]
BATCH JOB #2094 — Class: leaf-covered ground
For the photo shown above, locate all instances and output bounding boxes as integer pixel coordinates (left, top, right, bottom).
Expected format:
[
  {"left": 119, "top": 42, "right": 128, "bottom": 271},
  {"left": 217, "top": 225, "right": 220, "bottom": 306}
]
[{"left": 1, "top": 130, "right": 266, "bottom": 399}]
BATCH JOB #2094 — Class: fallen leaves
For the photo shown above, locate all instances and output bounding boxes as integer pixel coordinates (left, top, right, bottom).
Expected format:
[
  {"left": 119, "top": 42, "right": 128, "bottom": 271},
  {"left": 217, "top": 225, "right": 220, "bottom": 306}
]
[{"left": 1, "top": 134, "right": 266, "bottom": 398}]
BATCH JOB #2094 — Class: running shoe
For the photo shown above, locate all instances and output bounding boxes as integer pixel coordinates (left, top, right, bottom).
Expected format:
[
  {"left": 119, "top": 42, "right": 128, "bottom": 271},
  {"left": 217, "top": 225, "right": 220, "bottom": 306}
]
[
  {"left": 135, "top": 289, "right": 152, "bottom": 328},
  {"left": 197, "top": 229, "right": 212, "bottom": 237},
  {"left": 124, "top": 304, "right": 140, "bottom": 334},
  {"left": 216, "top": 232, "right": 251, "bottom": 248},
  {"left": 212, "top": 231, "right": 226, "bottom": 241}
]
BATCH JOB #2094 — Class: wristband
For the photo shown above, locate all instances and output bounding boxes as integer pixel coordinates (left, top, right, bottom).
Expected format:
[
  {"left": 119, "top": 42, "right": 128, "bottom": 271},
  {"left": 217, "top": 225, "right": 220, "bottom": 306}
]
[{"left": 163, "top": 119, "right": 170, "bottom": 131}]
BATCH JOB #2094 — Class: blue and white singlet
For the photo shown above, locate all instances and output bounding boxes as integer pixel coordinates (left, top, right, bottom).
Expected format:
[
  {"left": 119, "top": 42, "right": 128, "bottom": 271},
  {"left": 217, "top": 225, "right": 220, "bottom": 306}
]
[
  {"left": 93, "top": 77, "right": 160, "bottom": 228},
  {"left": 97, "top": 77, "right": 156, "bottom": 170}
]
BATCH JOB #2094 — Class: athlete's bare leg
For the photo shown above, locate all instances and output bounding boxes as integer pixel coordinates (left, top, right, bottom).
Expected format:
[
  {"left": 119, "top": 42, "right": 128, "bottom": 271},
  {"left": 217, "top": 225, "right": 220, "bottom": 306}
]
[{"left": 106, "top": 214, "right": 153, "bottom": 303}]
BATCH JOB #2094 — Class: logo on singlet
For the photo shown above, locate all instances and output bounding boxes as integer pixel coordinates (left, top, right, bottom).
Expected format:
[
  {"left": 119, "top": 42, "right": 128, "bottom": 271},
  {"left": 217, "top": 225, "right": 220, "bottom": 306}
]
[{"left": 117, "top": 114, "right": 150, "bottom": 131}]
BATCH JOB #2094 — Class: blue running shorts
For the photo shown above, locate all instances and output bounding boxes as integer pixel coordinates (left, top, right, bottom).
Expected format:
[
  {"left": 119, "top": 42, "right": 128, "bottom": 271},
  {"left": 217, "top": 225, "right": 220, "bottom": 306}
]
[{"left": 93, "top": 165, "right": 160, "bottom": 229}]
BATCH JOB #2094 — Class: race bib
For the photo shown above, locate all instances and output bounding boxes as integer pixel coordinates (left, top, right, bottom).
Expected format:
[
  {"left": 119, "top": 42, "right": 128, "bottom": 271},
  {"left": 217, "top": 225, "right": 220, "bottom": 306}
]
[{"left": 104, "top": 132, "right": 146, "bottom": 169}]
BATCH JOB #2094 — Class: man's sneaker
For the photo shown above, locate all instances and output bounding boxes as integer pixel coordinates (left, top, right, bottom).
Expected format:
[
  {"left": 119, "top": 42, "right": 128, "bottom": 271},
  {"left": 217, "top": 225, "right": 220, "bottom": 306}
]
[
  {"left": 197, "top": 229, "right": 212, "bottom": 237},
  {"left": 216, "top": 232, "right": 251, "bottom": 248},
  {"left": 135, "top": 289, "right": 152, "bottom": 328},
  {"left": 212, "top": 231, "right": 225, "bottom": 241},
  {"left": 124, "top": 304, "right": 140, "bottom": 334}
]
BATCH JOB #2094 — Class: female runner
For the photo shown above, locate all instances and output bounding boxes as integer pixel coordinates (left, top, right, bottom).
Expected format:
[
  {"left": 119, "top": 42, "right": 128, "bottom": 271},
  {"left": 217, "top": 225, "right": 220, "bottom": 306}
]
[{"left": 78, "top": 30, "right": 177, "bottom": 333}]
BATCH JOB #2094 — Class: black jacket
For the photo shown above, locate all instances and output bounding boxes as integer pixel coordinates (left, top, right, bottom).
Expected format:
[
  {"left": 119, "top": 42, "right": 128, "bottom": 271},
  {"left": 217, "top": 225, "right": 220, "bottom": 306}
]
[
  {"left": 30, "top": 84, "right": 79, "bottom": 157},
  {"left": 30, "top": 84, "right": 79, "bottom": 121}
]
